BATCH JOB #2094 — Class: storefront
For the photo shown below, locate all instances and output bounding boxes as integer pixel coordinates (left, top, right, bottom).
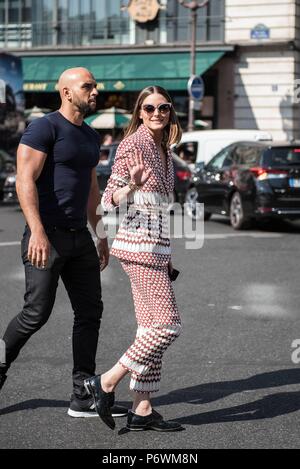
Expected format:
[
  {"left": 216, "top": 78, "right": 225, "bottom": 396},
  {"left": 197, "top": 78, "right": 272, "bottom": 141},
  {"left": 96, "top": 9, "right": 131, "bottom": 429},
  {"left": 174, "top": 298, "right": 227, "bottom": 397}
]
[{"left": 21, "top": 48, "right": 234, "bottom": 130}]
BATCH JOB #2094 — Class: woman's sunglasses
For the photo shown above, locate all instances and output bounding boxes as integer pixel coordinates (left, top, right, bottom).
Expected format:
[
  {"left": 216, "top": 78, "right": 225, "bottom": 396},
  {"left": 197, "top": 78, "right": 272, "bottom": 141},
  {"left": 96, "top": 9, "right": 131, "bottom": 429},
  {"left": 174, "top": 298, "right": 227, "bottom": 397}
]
[{"left": 142, "top": 103, "right": 172, "bottom": 115}]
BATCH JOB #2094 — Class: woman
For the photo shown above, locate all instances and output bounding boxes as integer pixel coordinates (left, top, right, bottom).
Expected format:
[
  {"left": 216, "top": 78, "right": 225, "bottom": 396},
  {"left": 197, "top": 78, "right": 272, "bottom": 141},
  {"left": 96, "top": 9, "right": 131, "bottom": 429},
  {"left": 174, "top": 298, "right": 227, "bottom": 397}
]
[{"left": 84, "top": 86, "right": 183, "bottom": 432}]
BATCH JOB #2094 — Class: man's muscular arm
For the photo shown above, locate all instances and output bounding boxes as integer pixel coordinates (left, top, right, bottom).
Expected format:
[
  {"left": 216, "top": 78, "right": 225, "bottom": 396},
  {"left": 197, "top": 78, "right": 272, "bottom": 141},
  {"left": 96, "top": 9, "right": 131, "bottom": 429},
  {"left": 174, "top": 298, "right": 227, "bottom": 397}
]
[{"left": 16, "top": 143, "right": 50, "bottom": 268}]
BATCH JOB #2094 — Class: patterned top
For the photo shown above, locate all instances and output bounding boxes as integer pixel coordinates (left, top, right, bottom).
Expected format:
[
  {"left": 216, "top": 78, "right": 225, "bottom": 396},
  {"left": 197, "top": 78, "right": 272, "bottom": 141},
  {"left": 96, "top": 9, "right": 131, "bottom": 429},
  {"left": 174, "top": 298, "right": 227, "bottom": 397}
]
[{"left": 102, "top": 124, "right": 174, "bottom": 266}]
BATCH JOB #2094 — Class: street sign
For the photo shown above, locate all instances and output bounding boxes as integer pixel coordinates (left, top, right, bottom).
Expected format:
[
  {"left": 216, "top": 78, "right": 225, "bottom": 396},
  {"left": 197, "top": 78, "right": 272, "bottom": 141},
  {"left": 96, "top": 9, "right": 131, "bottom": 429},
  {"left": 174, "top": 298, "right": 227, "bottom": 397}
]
[
  {"left": 251, "top": 24, "right": 270, "bottom": 40},
  {"left": 188, "top": 75, "right": 205, "bottom": 101}
]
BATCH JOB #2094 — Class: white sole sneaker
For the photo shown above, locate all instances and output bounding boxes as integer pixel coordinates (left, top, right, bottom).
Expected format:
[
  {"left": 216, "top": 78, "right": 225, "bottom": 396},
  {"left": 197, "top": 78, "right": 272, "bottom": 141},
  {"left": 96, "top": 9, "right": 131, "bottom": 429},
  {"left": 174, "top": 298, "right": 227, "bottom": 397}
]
[
  {"left": 67, "top": 408, "right": 127, "bottom": 418},
  {"left": 67, "top": 408, "right": 99, "bottom": 418}
]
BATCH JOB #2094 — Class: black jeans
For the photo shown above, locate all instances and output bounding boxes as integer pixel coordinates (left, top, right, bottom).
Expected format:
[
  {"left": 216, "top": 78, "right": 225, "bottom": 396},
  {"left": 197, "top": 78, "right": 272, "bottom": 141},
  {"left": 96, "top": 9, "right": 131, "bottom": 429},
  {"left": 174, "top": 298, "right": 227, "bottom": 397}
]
[{"left": 1, "top": 225, "right": 103, "bottom": 399}]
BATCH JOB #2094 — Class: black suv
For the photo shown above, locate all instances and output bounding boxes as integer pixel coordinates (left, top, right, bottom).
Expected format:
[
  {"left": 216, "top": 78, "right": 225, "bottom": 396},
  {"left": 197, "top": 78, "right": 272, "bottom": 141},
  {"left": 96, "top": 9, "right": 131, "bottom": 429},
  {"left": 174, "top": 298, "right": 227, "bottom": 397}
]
[{"left": 192, "top": 141, "right": 300, "bottom": 229}]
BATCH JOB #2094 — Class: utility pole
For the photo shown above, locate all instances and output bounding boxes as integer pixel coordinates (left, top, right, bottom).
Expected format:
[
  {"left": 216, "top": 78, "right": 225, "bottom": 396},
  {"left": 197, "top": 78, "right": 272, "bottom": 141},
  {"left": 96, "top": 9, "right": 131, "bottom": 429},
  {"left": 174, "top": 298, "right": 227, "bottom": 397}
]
[{"left": 178, "top": 0, "right": 209, "bottom": 132}]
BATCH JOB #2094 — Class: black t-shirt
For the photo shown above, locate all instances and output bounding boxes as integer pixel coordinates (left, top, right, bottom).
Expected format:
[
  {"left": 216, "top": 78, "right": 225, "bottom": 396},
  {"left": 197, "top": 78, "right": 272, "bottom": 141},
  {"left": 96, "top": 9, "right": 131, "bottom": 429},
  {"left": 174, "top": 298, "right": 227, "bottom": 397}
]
[{"left": 20, "top": 111, "right": 100, "bottom": 229}]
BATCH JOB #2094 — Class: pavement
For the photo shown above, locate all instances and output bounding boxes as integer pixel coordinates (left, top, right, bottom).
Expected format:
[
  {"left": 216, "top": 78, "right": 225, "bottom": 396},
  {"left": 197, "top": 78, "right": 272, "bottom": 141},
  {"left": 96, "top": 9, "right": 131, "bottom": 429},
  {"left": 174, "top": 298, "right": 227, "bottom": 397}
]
[{"left": 0, "top": 203, "right": 300, "bottom": 449}]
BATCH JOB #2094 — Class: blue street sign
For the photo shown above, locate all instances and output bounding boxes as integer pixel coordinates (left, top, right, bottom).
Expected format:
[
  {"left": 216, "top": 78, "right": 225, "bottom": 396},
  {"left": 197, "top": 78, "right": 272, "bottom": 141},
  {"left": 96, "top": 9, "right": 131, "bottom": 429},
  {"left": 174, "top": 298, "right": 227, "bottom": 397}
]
[
  {"left": 251, "top": 24, "right": 270, "bottom": 40},
  {"left": 188, "top": 75, "right": 205, "bottom": 101}
]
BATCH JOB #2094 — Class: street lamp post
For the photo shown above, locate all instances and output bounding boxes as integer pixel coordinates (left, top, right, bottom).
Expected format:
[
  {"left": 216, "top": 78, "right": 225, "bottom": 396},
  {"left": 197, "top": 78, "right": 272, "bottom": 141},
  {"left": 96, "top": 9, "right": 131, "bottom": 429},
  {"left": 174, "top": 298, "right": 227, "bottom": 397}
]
[{"left": 178, "top": 0, "right": 210, "bottom": 132}]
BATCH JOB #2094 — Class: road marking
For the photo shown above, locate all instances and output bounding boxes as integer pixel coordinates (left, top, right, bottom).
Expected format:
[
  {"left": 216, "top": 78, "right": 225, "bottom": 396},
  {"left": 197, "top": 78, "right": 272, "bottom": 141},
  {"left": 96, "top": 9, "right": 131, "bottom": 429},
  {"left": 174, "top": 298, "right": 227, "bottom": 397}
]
[
  {"left": 0, "top": 241, "right": 20, "bottom": 247},
  {"left": 204, "top": 233, "right": 282, "bottom": 239}
]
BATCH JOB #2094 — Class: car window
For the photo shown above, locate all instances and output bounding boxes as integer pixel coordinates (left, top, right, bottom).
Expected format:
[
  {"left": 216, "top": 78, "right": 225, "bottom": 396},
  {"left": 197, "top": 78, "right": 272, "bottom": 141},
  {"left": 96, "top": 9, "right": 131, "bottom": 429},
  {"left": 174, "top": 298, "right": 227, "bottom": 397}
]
[
  {"left": 231, "top": 145, "right": 262, "bottom": 166},
  {"left": 206, "top": 147, "right": 232, "bottom": 170},
  {"left": 263, "top": 147, "right": 300, "bottom": 166},
  {"left": 175, "top": 142, "right": 197, "bottom": 164}
]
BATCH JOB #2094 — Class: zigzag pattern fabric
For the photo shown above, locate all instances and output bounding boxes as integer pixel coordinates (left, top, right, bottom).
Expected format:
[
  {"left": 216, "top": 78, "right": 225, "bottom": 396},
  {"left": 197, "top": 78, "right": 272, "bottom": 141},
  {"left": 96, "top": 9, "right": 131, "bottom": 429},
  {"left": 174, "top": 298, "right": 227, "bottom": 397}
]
[
  {"left": 101, "top": 124, "right": 174, "bottom": 267},
  {"left": 119, "top": 261, "right": 181, "bottom": 393}
]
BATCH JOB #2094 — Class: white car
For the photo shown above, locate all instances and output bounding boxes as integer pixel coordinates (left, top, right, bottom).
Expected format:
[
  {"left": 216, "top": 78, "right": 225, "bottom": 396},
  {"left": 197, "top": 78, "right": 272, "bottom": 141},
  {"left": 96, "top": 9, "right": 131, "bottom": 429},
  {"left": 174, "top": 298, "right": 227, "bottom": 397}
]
[{"left": 175, "top": 129, "right": 273, "bottom": 167}]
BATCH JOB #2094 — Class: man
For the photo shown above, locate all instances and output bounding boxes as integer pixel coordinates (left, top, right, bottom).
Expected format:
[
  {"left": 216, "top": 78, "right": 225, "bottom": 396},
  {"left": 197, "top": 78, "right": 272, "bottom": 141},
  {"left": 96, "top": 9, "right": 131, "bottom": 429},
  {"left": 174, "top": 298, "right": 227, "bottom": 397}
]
[{"left": 0, "top": 67, "right": 127, "bottom": 419}]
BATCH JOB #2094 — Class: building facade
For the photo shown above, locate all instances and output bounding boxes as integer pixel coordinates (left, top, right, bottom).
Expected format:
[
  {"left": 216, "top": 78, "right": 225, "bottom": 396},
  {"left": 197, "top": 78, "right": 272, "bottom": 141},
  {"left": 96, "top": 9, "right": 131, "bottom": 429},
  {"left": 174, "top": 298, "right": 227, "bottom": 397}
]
[
  {"left": 0, "top": 0, "right": 299, "bottom": 139},
  {"left": 226, "top": 0, "right": 300, "bottom": 140}
]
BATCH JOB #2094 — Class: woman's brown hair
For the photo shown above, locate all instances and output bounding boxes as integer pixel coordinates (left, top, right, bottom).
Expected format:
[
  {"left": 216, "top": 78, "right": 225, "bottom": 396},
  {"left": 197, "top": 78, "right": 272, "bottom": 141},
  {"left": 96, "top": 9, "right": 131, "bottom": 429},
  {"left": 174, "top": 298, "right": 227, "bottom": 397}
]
[{"left": 124, "top": 85, "right": 182, "bottom": 149}]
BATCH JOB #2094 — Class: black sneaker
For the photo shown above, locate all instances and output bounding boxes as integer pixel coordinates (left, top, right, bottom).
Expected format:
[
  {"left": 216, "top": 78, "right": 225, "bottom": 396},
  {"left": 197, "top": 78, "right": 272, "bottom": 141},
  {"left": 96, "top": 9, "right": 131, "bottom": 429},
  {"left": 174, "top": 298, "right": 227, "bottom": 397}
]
[
  {"left": 67, "top": 394, "right": 128, "bottom": 419},
  {"left": 0, "top": 373, "right": 7, "bottom": 392}
]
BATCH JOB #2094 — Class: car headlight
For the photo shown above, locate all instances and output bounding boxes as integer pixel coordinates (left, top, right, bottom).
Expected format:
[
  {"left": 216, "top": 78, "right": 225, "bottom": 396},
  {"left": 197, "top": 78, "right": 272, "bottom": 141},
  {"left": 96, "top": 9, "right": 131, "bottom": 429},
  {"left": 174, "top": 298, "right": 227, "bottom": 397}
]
[{"left": 4, "top": 175, "right": 16, "bottom": 186}]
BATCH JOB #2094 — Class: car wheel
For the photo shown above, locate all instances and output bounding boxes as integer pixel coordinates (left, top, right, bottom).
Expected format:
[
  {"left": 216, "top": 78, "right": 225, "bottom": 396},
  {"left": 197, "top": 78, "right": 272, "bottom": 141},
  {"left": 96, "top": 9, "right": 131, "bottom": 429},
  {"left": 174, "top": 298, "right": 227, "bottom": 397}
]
[
  {"left": 185, "top": 187, "right": 209, "bottom": 220},
  {"left": 229, "top": 192, "right": 251, "bottom": 230}
]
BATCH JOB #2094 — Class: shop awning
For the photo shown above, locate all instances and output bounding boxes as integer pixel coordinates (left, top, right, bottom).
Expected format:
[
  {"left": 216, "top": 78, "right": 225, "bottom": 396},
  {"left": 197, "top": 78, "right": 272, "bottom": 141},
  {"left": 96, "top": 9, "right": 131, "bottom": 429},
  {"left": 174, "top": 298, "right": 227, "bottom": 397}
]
[{"left": 22, "top": 51, "right": 225, "bottom": 92}]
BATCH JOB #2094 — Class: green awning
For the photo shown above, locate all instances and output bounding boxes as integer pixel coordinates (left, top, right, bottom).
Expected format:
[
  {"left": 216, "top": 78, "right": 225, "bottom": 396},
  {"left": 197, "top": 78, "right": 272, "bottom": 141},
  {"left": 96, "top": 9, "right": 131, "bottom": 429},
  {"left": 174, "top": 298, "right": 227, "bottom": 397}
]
[{"left": 22, "top": 51, "right": 225, "bottom": 92}]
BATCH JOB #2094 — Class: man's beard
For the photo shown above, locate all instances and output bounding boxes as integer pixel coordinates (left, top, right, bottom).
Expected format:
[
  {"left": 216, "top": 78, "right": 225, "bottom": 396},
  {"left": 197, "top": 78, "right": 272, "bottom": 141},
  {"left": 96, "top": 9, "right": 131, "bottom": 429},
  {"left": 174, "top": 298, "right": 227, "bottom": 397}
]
[
  {"left": 73, "top": 96, "right": 95, "bottom": 117},
  {"left": 77, "top": 101, "right": 94, "bottom": 117}
]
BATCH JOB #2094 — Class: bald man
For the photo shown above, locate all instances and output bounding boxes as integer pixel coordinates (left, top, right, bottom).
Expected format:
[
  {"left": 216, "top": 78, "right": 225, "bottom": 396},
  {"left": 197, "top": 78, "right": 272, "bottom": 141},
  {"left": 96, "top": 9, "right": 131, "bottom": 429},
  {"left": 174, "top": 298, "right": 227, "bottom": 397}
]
[{"left": 0, "top": 68, "right": 127, "bottom": 419}]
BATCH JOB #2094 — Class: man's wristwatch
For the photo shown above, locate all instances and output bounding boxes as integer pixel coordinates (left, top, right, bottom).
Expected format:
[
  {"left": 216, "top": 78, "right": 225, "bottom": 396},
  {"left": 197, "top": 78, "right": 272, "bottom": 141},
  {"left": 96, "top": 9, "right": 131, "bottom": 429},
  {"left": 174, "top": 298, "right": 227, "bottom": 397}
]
[{"left": 128, "top": 180, "right": 141, "bottom": 191}]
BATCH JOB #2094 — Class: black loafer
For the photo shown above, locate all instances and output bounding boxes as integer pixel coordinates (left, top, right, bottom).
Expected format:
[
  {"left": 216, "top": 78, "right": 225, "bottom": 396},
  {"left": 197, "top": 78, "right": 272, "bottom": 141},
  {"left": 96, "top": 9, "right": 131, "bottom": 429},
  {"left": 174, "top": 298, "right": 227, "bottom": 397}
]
[
  {"left": 84, "top": 375, "right": 115, "bottom": 430},
  {"left": 126, "top": 410, "right": 184, "bottom": 432}
]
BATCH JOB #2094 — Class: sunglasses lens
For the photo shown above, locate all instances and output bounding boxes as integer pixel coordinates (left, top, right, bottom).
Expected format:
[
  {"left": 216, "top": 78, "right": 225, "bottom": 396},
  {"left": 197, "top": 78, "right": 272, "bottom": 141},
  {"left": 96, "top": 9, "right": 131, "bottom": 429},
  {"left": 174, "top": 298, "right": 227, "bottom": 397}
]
[
  {"left": 158, "top": 104, "right": 171, "bottom": 113},
  {"left": 143, "top": 105, "right": 155, "bottom": 113}
]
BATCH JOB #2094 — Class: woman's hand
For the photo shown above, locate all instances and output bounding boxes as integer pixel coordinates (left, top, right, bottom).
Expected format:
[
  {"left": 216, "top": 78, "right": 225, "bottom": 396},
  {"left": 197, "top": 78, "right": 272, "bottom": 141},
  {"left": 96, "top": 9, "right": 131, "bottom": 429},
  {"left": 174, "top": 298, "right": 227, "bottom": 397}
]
[{"left": 126, "top": 149, "right": 152, "bottom": 187}]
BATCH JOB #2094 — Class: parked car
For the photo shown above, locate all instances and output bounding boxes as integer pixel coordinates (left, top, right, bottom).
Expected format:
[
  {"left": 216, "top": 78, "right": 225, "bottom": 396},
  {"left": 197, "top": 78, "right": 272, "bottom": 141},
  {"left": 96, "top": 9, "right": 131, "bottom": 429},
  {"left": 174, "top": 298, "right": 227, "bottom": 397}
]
[
  {"left": 190, "top": 141, "right": 300, "bottom": 229},
  {"left": 174, "top": 129, "right": 273, "bottom": 167},
  {"left": 0, "top": 149, "right": 16, "bottom": 202},
  {"left": 96, "top": 144, "right": 192, "bottom": 205},
  {"left": 3, "top": 172, "right": 17, "bottom": 203}
]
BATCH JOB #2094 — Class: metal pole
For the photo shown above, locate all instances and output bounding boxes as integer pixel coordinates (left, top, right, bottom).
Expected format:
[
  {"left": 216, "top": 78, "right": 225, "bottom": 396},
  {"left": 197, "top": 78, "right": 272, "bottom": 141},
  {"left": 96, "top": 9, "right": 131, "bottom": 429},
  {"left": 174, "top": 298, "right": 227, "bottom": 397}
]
[
  {"left": 188, "top": 9, "right": 197, "bottom": 132},
  {"left": 178, "top": 1, "right": 209, "bottom": 132}
]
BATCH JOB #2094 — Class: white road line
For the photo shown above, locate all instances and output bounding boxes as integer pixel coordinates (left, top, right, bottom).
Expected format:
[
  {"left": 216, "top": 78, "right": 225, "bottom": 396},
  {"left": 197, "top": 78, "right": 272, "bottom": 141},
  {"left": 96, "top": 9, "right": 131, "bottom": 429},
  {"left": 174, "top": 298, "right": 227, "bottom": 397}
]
[
  {"left": 204, "top": 233, "right": 282, "bottom": 239},
  {"left": 0, "top": 241, "right": 21, "bottom": 247}
]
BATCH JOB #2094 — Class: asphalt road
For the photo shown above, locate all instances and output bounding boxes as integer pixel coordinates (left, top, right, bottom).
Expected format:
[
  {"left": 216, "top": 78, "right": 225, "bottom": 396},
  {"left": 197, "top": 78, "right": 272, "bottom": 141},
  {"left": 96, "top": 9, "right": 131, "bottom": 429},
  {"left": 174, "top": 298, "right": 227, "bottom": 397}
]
[{"left": 0, "top": 203, "right": 300, "bottom": 449}]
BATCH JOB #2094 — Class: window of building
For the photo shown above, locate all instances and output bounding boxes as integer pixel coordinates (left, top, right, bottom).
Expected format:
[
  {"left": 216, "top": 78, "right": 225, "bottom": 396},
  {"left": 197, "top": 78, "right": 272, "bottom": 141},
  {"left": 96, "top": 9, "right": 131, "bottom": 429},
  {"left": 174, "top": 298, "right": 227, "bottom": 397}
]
[
  {"left": 1, "top": 0, "right": 224, "bottom": 49},
  {"left": 0, "top": 0, "right": 5, "bottom": 25},
  {"left": 0, "top": 0, "right": 32, "bottom": 48},
  {"left": 8, "top": 0, "right": 19, "bottom": 23},
  {"left": 32, "top": 0, "right": 54, "bottom": 46},
  {"left": 167, "top": 0, "right": 224, "bottom": 43}
]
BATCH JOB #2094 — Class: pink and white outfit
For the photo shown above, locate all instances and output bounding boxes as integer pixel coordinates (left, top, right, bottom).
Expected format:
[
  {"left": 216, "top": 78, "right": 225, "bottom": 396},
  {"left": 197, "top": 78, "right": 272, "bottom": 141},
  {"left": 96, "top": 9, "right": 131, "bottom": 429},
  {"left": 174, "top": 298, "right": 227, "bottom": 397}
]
[{"left": 102, "top": 124, "right": 181, "bottom": 393}]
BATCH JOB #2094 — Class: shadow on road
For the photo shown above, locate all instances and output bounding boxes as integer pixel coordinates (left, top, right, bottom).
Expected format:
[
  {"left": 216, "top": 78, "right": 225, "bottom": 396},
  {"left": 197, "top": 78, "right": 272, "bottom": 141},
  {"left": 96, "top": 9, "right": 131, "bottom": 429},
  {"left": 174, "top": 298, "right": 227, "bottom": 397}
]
[
  {"left": 152, "top": 368, "right": 300, "bottom": 424},
  {"left": 153, "top": 368, "right": 300, "bottom": 407},
  {"left": 0, "top": 399, "right": 69, "bottom": 416},
  {"left": 1, "top": 369, "right": 300, "bottom": 424},
  {"left": 170, "top": 391, "right": 300, "bottom": 425},
  {"left": 0, "top": 398, "right": 130, "bottom": 416}
]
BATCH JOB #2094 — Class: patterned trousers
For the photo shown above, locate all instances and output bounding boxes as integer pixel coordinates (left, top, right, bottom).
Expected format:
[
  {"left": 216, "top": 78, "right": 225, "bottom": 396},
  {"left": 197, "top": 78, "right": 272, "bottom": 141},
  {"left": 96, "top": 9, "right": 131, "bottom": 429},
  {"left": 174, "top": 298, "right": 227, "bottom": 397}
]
[{"left": 119, "top": 260, "right": 181, "bottom": 393}]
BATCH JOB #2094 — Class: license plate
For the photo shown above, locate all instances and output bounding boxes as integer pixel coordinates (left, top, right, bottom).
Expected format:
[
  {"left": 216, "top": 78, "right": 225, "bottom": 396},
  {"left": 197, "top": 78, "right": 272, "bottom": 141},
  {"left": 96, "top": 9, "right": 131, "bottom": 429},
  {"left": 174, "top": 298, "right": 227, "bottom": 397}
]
[{"left": 289, "top": 178, "right": 300, "bottom": 188}]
